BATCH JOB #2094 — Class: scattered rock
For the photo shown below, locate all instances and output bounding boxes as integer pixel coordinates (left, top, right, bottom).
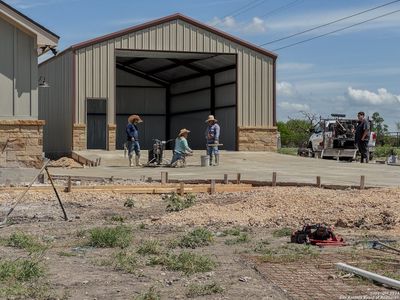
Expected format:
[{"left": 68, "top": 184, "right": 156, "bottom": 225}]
[
  {"left": 335, "top": 218, "right": 348, "bottom": 228},
  {"left": 239, "top": 276, "right": 251, "bottom": 282}
]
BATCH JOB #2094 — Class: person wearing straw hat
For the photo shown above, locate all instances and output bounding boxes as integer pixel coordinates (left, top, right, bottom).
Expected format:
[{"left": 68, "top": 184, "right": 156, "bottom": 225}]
[
  {"left": 126, "top": 114, "right": 143, "bottom": 167},
  {"left": 205, "top": 115, "right": 221, "bottom": 166},
  {"left": 171, "top": 128, "right": 193, "bottom": 167}
]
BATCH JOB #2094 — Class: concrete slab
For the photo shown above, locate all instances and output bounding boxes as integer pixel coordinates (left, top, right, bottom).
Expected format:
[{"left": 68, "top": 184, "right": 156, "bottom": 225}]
[{"left": 48, "top": 151, "right": 400, "bottom": 188}]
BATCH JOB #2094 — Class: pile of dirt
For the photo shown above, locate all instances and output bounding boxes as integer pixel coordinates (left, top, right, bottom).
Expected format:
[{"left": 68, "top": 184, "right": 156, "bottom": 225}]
[
  {"left": 49, "top": 157, "right": 83, "bottom": 168},
  {"left": 156, "top": 187, "right": 400, "bottom": 231}
]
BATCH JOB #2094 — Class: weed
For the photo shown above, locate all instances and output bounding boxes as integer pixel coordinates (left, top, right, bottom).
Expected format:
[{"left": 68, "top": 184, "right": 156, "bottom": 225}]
[
  {"left": 111, "top": 250, "right": 138, "bottom": 274},
  {"left": 225, "top": 233, "right": 250, "bottom": 245},
  {"left": 138, "top": 223, "right": 146, "bottom": 230},
  {"left": 76, "top": 229, "right": 86, "bottom": 238},
  {"left": 57, "top": 251, "right": 76, "bottom": 257},
  {"left": 178, "top": 228, "right": 214, "bottom": 249},
  {"left": 110, "top": 215, "right": 125, "bottom": 223},
  {"left": 272, "top": 227, "right": 293, "bottom": 238},
  {"left": 165, "top": 193, "right": 196, "bottom": 212},
  {"left": 0, "top": 282, "right": 51, "bottom": 300},
  {"left": 124, "top": 198, "right": 135, "bottom": 208},
  {"left": 261, "top": 244, "right": 319, "bottom": 263},
  {"left": 254, "top": 240, "right": 270, "bottom": 253},
  {"left": 137, "top": 240, "right": 163, "bottom": 256},
  {"left": 222, "top": 228, "right": 241, "bottom": 236},
  {"left": 152, "top": 252, "right": 216, "bottom": 275},
  {"left": 88, "top": 225, "right": 132, "bottom": 248},
  {"left": 186, "top": 282, "right": 223, "bottom": 298},
  {"left": 0, "top": 259, "right": 43, "bottom": 282},
  {"left": 6, "top": 232, "right": 47, "bottom": 253},
  {"left": 135, "top": 286, "right": 160, "bottom": 300}
]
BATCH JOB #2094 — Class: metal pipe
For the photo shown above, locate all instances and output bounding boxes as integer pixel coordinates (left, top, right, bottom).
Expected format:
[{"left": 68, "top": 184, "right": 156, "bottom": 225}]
[{"left": 335, "top": 263, "right": 400, "bottom": 290}]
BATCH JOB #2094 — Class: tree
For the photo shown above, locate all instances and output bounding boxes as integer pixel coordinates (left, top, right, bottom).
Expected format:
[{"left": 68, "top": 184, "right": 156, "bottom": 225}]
[
  {"left": 395, "top": 121, "right": 400, "bottom": 132},
  {"left": 371, "top": 112, "right": 388, "bottom": 144}
]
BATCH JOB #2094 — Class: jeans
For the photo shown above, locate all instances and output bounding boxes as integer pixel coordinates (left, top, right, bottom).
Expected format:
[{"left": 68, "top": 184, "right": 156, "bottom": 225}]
[
  {"left": 207, "top": 144, "right": 219, "bottom": 156},
  {"left": 127, "top": 140, "right": 140, "bottom": 156},
  {"left": 357, "top": 140, "right": 369, "bottom": 162},
  {"left": 171, "top": 151, "right": 185, "bottom": 165}
]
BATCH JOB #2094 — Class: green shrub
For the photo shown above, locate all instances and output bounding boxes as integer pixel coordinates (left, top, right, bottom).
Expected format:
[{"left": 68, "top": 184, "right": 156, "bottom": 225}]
[
  {"left": 178, "top": 228, "right": 213, "bottom": 249},
  {"left": 151, "top": 252, "right": 215, "bottom": 275},
  {"left": 6, "top": 232, "right": 47, "bottom": 253},
  {"left": 224, "top": 233, "right": 250, "bottom": 245},
  {"left": 165, "top": 193, "right": 196, "bottom": 212},
  {"left": 186, "top": 282, "right": 223, "bottom": 298},
  {"left": 0, "top": 259, "right": 43, "bottom": 282},
  {"left": 111, "top": 250, "right": 138, "bottom": 274},
  {"left": 124, "top": 198, "right": 135, "bottom": 208},
  {"left": 374, "top": 146, "right": 400, "bottom": 158},
  {"left": 135, "top": 286, "right": 160, "bottom": 300},
  {"left": 88, "top": 225, "right": 132, "bottom": 248},
  {"left": 137, "top": 240, "right": 163, "bottom": 256},
  {"left": 110, "top": 215, "right": 125, "bottom": 223}
]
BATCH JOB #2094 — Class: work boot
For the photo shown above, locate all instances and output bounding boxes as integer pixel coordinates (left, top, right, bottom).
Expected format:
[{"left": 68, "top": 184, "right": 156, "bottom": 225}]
[
  {"left": 135, "top": 154, "right": 142, "bottom": 167},
  {"left": 129, "top": 155, "right": 134, "bottom": 167},
  {"left": 214, "top": 154, "right": 219, "bottom": 166}
]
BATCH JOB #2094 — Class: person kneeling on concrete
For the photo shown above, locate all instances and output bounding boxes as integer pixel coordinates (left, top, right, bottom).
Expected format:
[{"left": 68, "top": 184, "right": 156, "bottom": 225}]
[
  {"left": 205, "top": 115, "right": 220, "bottom": 166},
  {"left": 171, "top": 129, "right": 193, "bottom": 167},
  {"left": 126, "top": 114, "right": 143, "bottom": 167}
]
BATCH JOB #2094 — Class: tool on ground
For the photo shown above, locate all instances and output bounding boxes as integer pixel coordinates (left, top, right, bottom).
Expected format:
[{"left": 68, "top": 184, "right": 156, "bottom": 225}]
[
  {"left": 0, "top": 159, "right": 68, "bottom": 228},
  {"left": 372, "top": 240, "right": 400, "bottom": 254},
  {"left": 291, "top": 224, "right": 345, "bottom": 247},
  {"left": 147, "top": 139, "right": 174, "bottom": 166}
]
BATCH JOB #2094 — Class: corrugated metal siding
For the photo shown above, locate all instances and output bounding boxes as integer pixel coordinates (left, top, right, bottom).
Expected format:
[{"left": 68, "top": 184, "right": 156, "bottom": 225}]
[
  {"left": 75, "top": 19, "right": 274, "bottom": 127},
  {"left": 38, "top": 51, "right": 73, "bottom": 154},
  {"left": 0, "top": 17, "right": 38, "bottom": 119}
]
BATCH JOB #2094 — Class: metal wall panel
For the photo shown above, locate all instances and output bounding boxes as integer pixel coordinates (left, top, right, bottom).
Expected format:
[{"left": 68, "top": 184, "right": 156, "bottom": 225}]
[
  {"left": 38, "top": 51, "right": 73, "bottom": 155},
  {"left": 170, "top": 90, "right": 210, "bottom": 114},
  {"left": 0, "top": 17, "right": 37, "bottom": 119}
]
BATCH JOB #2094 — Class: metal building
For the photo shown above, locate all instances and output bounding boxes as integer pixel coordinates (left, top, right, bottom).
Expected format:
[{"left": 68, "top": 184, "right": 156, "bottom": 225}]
[{"left": 39, "top": 14, "right": 277, "bottom": 156}]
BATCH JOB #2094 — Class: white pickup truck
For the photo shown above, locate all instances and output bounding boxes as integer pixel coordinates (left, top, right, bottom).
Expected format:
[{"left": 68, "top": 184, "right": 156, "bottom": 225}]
[{"left": 307, "top": 115, "right": 376, "bottom": 160}]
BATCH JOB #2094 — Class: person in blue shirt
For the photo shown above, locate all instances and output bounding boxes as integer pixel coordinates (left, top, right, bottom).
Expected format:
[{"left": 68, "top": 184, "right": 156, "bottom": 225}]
[
  {"left": 171, "top": 128, "right": 193, "bottom": 167},
  {"left": 126, "top": 115, "right": 143, "bottom": 167},
  {"left": 205, "top": 115, "right": 221, "bottom": 166}
]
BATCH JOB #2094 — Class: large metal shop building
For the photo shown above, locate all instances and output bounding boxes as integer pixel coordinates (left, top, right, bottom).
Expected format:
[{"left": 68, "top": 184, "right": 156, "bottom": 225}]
[{"left": 39, "top": 14, "right": 277, "bottom": 156}]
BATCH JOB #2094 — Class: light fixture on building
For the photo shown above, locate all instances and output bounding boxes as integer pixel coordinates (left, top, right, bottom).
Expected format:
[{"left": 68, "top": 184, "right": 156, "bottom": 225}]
[{"left": 38, "top": 76, "right": 50, "bottom": 88}]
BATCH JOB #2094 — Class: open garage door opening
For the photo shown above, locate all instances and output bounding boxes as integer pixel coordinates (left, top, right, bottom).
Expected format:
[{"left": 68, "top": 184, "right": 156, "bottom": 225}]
[{"left": 115, "top": 50, "right": 237, "bottom": 151}]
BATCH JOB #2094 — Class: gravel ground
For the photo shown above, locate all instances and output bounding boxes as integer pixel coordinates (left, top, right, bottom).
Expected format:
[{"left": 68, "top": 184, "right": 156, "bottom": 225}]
[{"left": 156, "top": 187, "right": 400, "bottom": 233}]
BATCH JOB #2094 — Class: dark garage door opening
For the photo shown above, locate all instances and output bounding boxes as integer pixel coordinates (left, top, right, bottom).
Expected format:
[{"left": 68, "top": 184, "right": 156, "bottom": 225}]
[{"left": 115, "top": 50, "right": 237, "bottom": 151}]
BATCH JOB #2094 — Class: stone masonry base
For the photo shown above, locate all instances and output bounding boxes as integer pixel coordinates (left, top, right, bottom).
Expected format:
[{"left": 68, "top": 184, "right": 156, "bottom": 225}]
[
  {"left": 0, "top": 120, "right": 44, "bottom": 168},
  {"left": 238, "top": 126, "right": 278, "bottom": 151},
  {"left": 73, "top": 124, "right": 86, "bottom": 151},
  {"left": 108, "top": 124, "right": 116, "bottom": 151}
]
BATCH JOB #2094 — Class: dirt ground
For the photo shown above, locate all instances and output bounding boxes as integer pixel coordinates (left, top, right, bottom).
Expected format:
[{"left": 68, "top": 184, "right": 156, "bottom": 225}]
[{"left": 0, "top": 187, "right": 399, "bottom": 300}]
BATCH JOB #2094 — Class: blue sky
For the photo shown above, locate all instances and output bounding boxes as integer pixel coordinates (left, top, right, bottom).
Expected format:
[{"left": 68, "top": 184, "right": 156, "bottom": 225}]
[{"left": 6, "top": 0, "right": 400, "bottom": 129}]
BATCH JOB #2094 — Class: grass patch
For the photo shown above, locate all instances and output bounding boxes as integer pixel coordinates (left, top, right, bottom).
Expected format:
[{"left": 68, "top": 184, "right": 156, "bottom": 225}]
[
  {"left": 124, "top": 198, "right": 135, "bottom": 208},
  {"left": 363, "top": 259, "right": 400, "bottom": 281},
  {"left": 254, "top": 240, "right": 270, "bottom": 253},
  {"left": 272, "top": 227, "right": 293, "bottom": 238},
  {"left": 137, "top": 240, "right": 163, "bottom": 256},
  {"left": 88, "top": 225, "right": 132, "bottom": 248},
  {"left": 261, "top": 244, "right": 319, "bottom": 263},
  {"left": 135, "top": 286, "right": 160, "bottom": 300},
  {"left": 150, "top": 252, "right": 216, "bottom": 275},
  {"left": 0, "top": 259, "right": 43, "bottom": 282},
  {"left": 186, "top": 282, "right": 223, "bottom": 298},
  {"left": 5, "top": 232, "right": 47, "bottom": 253},
  {"left": 178, "top": 228, "right": 214, "bottom": 249},
  {"left": 110, "top": 215, "right": 125, "bottom": 223},
  {"left": 277, "top": 147, "right": 298, "bottom": 156},
  {"left": 224, "top": 233, "right": 250, "bottom": 245},
  {"left": 165, "top": 193, "right": 196, "bottom": 212},
  {"left": 0, "top": 282, "right": 51, "bottom": 300},
  {"left": 222, "top": 228, "right": 241, "bottom": 236},
  {"left": 138, "top": 223, "right": 146, "bottom": 230},
  {"left": 107, "top": 250, "right": 138, "bottom": 274},
  {"left": 57, "top": 251, "right": 76, "bottom": 257}
]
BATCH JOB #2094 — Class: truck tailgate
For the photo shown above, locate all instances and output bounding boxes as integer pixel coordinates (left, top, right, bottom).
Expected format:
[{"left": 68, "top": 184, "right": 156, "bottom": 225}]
[{"left": 321, "top": 149, "right": 357, "bottom": 159}]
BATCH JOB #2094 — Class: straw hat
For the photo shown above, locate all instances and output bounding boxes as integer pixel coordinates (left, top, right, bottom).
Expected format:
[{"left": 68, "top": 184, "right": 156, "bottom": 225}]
[
  {"left": 178, "top": 128, "right": 190, "bottom": 136},
  {"left": 128, "top": 114, "right": 143, "bottom": 123},
  {"left": 205, "top": 115, "right": 218, "bottom": 123}
]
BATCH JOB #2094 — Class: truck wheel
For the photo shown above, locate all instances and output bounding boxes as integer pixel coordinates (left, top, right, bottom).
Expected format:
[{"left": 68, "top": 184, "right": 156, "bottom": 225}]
[{"left": 369, "top": 152, "right": 373, "bottom": 160}]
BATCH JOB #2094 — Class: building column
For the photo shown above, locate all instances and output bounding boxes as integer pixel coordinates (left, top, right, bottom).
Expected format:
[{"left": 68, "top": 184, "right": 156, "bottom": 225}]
[
  {"left": 108, "top": 123, "right": 116, "bottom": 151},
  {"left": 72, "top": 123, "right": 86, "bottom": 151},
  {"left": 238, "top": 126, "right": 278, "bottom": 151}
]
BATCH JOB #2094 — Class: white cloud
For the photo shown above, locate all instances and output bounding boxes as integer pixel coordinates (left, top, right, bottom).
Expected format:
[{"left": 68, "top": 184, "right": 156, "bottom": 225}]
[
  {"left": 279, "top": 101, "right": 310, "bottom": 111},
  {"left": 277, "top": 81, "right": 296, "bottom": 97},
  {"left": 209, "top": 16, "right": 267, "bottom": 34},
  {"left": 347, "top": 87, "right": 400, "bottom": 105},
  {"left": 278, "top": 63, "right": 314, "bottom": 72}
]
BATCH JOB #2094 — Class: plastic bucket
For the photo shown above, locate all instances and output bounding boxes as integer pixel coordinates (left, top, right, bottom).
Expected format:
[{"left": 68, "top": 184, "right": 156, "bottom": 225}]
[{"left": 200, "top": 155, "right": 209, "bottom": 167}]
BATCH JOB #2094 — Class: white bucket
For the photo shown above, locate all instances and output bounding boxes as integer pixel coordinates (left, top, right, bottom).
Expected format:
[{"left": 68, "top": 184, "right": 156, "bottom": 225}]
[{"left": 201, "top": 155, "right": 209, "bottom": 167}]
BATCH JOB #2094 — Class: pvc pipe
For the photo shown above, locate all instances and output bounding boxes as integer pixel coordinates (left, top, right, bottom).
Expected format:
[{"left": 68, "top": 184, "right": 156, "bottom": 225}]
[{"left": 335, "top": 263, "right": 400, "bottom": 290}]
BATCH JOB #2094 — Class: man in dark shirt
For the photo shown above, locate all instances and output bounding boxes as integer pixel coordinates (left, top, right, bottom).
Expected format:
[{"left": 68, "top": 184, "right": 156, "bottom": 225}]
[
  {"left": 355, "top": 112, "right": 369, "bottom": 163},
  {"left": 126, "top": 115, "right": 143, "bottom": 167}
]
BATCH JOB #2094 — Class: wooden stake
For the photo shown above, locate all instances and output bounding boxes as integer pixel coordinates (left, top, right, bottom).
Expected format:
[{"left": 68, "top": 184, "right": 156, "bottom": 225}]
[
  {"left": 66, "top": 176, "right": 72, "bottom": 193},
  {"left": 147, "top": 177, "right": 152, "bottom": 183},
  {"left": 316, "top": 176, "right": 321, "bottom": 188},
  {"left": 45, "top": 167, "right": 68, "bottom": 221},
  {"left": 210, "top": 179, "right": 216, "bottom": 194},
  {"left": 224, "top": 174, "right": 229, "bottom": 184},
  {"left": 161, "top": 172, "right": 168, "bottom": 184},
  {"left": 179, "top": 182, "right": 185, "bottom": 196},
  {"left": 360, "top": 175, "right": 365, "bottom": 190},
  {"left": 236, "top": 173, "right": 241, "bottom": 184},
  {"left": 272, "top": 172, "right": 277, "bottom": 187}
]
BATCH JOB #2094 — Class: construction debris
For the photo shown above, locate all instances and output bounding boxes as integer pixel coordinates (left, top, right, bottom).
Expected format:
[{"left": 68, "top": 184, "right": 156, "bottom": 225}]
[
  {"left": 49, "top": 157, "right": 83, "bottom": 169},
  {"left": 290, "top": 224, "right": 345, "bottom": 247}
]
